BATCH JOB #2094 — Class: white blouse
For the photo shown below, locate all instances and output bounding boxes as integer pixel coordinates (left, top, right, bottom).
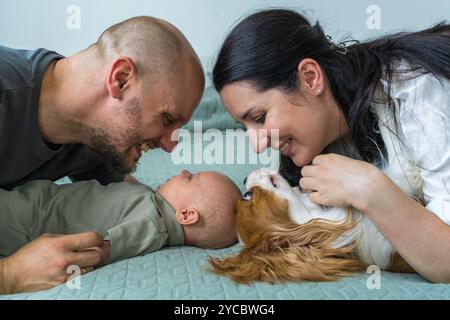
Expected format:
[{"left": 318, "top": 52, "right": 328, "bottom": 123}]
[{"left": 372, "top": 64, "right": 450, "bottom": 224}]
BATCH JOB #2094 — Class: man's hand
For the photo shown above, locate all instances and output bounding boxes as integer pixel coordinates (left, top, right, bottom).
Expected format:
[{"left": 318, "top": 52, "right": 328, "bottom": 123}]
[{"left": 0, "top": 232, "right": 104, "bottom": 294}]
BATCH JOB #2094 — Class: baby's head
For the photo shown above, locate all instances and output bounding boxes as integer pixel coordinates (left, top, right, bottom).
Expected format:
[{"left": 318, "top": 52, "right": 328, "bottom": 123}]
[{"left": 157, "top": 170, "right": 241, "bottom": 249}]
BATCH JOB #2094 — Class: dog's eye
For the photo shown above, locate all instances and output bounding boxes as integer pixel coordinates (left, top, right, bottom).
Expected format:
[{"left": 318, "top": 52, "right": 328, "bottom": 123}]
[{"left": 243, "top": 191, "right": 252, "bottom": 201}]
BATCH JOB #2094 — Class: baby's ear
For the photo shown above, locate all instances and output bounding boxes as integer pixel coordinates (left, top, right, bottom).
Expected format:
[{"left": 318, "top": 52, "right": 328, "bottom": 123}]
[{"left": 175, "top": 208, "right": 200, "bottom": 226}]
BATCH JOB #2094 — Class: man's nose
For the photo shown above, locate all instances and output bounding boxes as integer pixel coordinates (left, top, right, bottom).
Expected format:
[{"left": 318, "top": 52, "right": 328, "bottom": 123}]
[{"left": 160, "top": 129, "right": 179, "bottom": 153}]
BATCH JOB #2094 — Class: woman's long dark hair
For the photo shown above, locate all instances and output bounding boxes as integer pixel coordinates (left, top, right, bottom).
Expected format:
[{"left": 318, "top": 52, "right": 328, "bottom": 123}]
[{"left": 213, "top": 9, "right": 450, "bottom": 186}]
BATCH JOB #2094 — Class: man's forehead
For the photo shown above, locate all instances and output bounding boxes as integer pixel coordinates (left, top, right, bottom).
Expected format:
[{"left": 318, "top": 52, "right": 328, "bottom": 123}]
[
  {"left": 178, "top": 96, "right": 201, "bottom": 122},
  {"left": 143, "top": 79, "right": 202, "bottom": 124},
  {"left": 175, "top": 72, "right": 205, "bottom": 122},
  {"left": 167, "top": 103, "right": 193, "bottom": 125}
]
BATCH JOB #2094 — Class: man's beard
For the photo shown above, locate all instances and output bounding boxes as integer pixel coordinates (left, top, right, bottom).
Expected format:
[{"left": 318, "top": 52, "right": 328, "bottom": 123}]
[
  {"left": 88, "top": 128, "right": 139, "bottom": 174},
  {"left": 86, "top": 99, "right": 142, "bottom": 174}
]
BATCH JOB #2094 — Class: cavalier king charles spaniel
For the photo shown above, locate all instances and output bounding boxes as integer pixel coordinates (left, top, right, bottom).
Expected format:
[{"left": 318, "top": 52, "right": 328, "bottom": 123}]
[{"left": 209, "top": 168, "right": 415, "bottom": 284}]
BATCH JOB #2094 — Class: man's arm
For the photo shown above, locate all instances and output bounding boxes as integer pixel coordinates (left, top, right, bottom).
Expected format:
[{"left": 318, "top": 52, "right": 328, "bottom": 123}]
[
  {"left": 0, "top": 259, "right": 7, "bottom": 293},
  {"left": 0, "top": 184, "right": 104, "bottom": 294}
]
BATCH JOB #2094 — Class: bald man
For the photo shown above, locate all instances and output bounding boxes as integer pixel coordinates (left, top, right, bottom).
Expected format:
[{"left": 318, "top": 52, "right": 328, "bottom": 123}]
[{"left": 0, "top": 16, "right": 205, "bottom": 294}]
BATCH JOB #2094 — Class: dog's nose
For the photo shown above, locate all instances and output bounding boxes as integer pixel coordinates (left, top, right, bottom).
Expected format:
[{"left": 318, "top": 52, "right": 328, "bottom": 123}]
[{"left": 243, "top": 177, "right": 248, "bottom": 185}]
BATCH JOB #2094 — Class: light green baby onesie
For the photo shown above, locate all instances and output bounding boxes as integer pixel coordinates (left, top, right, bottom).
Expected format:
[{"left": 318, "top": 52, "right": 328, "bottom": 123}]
[{"left": 0, "top": 180, "right": 184, "bottom": 263}]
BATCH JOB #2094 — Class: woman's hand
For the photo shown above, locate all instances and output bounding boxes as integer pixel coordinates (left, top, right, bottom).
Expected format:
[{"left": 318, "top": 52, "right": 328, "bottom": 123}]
[{"left": 300, "top": 153, "right": 383, "bottom": 210}]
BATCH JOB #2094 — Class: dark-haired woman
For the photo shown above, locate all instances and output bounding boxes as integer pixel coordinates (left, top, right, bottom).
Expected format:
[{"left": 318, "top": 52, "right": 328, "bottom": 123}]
[{"left": 213, "top": 9, "right": 450, "bottom": 282}]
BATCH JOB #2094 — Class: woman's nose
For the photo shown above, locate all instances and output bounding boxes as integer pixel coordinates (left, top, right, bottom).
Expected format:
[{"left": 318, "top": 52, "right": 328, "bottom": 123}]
[{"left": 247, "top": 128, "right": 269, "bottom": 154}]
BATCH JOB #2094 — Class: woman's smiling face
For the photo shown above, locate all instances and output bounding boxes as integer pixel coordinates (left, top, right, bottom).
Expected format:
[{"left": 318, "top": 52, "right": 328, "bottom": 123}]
[{"left": 220, "top": 81, "right": 345, "bottom": 167}]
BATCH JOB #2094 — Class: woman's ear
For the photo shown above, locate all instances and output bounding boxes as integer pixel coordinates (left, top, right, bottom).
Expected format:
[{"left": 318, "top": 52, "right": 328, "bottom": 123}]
[
  {"left": 106, "top": 57, "right": 137, "bottom": 99},
  {"left": 297, "top": 58, "right": 324, "bottom": 97},
  {"left": 176, "top": 208, "right": 200, "bottom": 226}
]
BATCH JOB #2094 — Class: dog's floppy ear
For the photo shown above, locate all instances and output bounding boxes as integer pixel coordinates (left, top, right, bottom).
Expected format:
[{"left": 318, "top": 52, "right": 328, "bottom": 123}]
[
  {"left": 209, "top": 216, "right": 366, "bottom": 284},
  {"left": 208, "top": 247, "right": 262, "bottom": 284},
  {"left": 208, "top": 239, "right": 292, "bottom": 284},
  {"left": 261, "top": 217, "right": 366, "bottom": 282}
]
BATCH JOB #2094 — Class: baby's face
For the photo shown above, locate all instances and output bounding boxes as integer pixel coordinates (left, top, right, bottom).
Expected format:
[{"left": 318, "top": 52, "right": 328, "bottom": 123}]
[{"left": 157, "top": 170, "right": 229, "bottom": 210}]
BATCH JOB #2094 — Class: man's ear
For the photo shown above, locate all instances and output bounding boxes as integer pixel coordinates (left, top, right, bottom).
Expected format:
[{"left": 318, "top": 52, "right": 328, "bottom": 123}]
[
  {"left": 175, "top": 208, "right": 200, "bottom": 226},
  {"left": 106, "top": 57, "right": 137, "bottom": 99},
  {"left": 297, "top": 58, "right": 324, "bottom": 97}
]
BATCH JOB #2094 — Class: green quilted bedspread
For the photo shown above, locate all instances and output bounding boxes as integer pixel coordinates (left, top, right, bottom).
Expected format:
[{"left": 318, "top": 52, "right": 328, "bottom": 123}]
[{"left": 3, "top": 87, "right": 450, "bottom": 300}]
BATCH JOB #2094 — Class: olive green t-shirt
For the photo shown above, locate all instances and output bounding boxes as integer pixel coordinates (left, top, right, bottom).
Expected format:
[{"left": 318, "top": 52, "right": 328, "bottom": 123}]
[
  {"left": 0, "top": 45, "right": 124, "bottom": 190},
  {"left": 0, "top": 180, "right": 184, "bottom": 263}
]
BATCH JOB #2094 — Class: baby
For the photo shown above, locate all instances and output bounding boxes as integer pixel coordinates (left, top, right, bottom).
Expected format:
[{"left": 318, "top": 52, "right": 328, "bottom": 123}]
[{"left": 0, "top": 170, "right": 241, "bottom": 264}]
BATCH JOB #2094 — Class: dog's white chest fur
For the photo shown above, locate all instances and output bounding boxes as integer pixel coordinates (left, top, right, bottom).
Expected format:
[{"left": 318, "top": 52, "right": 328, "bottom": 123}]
[{"left": 289, "top": 187, "right": 395, "bottom": 269}]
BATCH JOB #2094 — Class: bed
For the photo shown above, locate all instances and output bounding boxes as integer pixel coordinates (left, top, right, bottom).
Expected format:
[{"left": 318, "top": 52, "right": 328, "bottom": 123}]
[{"left": 3, "top": 87, "right": 450, "bottom": 300}]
